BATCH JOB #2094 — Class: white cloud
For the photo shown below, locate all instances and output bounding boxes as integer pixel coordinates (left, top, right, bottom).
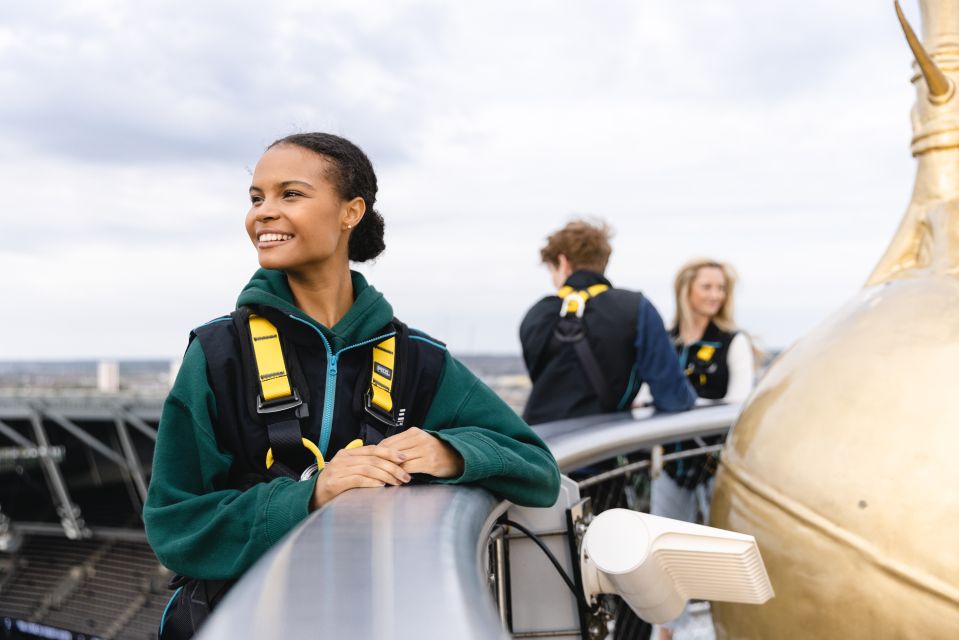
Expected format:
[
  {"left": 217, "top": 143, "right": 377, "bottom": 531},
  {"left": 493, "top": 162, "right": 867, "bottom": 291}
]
[{"left": 0, "top": 0, "right": 927, "bottom": 358}]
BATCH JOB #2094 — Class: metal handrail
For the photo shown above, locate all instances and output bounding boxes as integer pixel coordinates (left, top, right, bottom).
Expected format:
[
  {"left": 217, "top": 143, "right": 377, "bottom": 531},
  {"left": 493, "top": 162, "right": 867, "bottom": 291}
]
[
  {"left": 198, "top": 485, "right": 509, "bottom": 640},
  {"left": 199, "top": 404, "right": 742, "bottom": 639},
  {"left": 538, "top": 403, "right": 741, "bottom": 471}
]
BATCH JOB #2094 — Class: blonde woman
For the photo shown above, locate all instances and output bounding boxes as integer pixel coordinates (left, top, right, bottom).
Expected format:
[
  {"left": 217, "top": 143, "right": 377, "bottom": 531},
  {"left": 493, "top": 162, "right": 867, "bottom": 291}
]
[
  {"left": 671, "top": 259, "right": 754, "bottom": 403},
  {"left": 652, "top": 258, "right": 754, "bottom": 640}
]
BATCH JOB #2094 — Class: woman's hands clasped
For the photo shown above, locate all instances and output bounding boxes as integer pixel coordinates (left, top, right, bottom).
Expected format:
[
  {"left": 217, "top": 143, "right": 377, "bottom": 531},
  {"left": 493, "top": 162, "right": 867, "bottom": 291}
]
[
  {"left": 380, "top": 427, "right": 464, "bottom": 479},
  {"left": 309, "top": 428, "right": 464, "bottom": 511}
]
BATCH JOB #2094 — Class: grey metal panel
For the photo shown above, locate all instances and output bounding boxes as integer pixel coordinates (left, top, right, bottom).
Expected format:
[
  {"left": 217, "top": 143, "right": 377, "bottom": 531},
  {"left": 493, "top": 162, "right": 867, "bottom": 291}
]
[
  {"left": 538, "top": 404, "right": 741, "bottom": 472},
  {"left": 200, "top": 485, "right": 508, "bottom": 640},
  {"left": 506, "top": 476, "right": 582, "bottom": 638}
]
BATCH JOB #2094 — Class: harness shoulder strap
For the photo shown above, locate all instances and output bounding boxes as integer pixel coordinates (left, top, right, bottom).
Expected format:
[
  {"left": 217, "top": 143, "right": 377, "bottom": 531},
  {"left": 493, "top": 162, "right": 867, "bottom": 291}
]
[
  {"left": 369, "top": 335, "right": 398, "bottom": 419},
  {"left": 354, "top": 318, "right": 446, "bottom": 445},
  {"left": 551, "top": 285, "right": 619, "bottom": 412},
  {"left": 247, "top": 313, "right": 297, "bottom": 408},
  {"left": 234, "top": 308, "right": 311, "bottom": 480}
]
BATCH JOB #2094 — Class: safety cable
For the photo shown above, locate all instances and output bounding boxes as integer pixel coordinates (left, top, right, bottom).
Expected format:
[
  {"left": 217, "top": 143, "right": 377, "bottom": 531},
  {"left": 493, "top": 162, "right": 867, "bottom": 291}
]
[{"left": 501, "top": 518, "right": 590, "bottom": 610}]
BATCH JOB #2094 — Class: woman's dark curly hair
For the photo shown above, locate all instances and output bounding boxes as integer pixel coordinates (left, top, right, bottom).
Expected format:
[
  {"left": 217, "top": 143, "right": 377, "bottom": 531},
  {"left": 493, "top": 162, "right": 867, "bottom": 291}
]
[{"left": 269, "top": 132, "right": 385, "bottom": 262}]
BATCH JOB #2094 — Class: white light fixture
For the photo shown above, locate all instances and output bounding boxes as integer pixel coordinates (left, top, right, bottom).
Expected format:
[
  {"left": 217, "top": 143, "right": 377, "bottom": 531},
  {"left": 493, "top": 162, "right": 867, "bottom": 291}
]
[{"left": 581, "top": 509, "right": 774, "bottom": 624}]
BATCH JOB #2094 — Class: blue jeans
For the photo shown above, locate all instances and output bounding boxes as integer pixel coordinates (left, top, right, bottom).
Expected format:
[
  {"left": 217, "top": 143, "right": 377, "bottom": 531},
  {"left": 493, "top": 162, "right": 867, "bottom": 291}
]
[{"left": 650, "top": 471, "right": 714, "bottom": 524}]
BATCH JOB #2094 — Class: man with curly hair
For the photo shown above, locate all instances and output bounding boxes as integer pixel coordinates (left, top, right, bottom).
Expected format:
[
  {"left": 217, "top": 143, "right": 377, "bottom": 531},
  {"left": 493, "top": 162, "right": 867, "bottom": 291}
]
[{"left": 520, "top": 219, "right": 695, "bottom": 424}]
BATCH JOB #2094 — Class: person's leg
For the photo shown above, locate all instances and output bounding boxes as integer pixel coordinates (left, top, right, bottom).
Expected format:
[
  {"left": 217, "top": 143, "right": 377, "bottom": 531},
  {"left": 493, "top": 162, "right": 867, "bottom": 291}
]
[
  {"left": 658, "top": 479, "right": 719, "bottom": 640},
  {"left": 650, "top": 474, "right": 698, "bottom": 639},
  {"left": 650, "top": 473, "right": 698, "bottom": 522},
  {"left": 696, "top": 476, "right": 716, "bottom": 524}
]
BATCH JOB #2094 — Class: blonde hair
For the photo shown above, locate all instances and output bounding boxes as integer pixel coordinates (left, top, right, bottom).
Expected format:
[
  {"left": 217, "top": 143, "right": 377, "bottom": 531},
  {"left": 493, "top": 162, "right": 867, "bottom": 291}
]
[{"left": 674, "top": 258, "right": 738, "bottom": 333}]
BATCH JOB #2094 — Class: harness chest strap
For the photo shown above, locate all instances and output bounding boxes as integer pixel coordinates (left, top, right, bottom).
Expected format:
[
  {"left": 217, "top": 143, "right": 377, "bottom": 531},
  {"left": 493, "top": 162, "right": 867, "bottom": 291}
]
[
  {"left": 247, "top": 313, "right": 400, "bottom": 475},
  {"left": 557, "top": 284, "right": 609, "bottom": 317}
]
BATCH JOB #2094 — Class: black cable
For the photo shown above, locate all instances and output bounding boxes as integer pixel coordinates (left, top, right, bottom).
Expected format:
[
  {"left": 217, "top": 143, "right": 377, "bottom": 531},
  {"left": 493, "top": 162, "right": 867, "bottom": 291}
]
[{"left": 501, "top": 518, "right": 590, "bottom": 609}]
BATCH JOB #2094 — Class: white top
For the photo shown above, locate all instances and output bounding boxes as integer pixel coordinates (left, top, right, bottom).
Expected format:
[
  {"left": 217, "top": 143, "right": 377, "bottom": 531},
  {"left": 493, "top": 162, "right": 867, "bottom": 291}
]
[{"left": 722, "top": 332, "right": 755, "bottom": 403}]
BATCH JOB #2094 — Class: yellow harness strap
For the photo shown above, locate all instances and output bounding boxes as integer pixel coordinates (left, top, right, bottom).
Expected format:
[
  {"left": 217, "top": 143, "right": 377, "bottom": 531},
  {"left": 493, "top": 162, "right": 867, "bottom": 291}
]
[
  {"left": 369, "top": 336, "right": 397, "bottom": 415},
  {"left": 248, "top": 314, "right": 293, "bottom": 402},
  {"left": 249, "top": 313, "right": 376, "bottom": 477},
  {"left": 696, "top": 345, "right": 717, "bottom": 362},
  {"left": 265, "top": 437, "right": 363, "bottom": 471},
  {"left": 249, "top": 313, "right": 388, "bottom": 478},
  {"left": 557, "top": 283, "right": 609, "bottom": 316}
]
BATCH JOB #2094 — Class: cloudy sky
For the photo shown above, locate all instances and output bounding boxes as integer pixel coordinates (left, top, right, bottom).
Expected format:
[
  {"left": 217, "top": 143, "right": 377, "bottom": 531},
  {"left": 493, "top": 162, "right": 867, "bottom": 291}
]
[{"left": 1, "top": 1, "right": 925, "bottom": 359}]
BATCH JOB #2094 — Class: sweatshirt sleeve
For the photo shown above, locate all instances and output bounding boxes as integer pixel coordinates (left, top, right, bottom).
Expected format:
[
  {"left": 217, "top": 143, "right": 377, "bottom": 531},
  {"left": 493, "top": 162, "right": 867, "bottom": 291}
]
[
  {"left": 421, "top": 352, "right": 561, "bottom": 508},
  {"left": 635, "top": 297, "right": 697, "bottom": 412},
  {"left": 722, "top": 333, "right": 755, "bottom": 403},
  {"left": 143, "top": 339, "right": 316, "bottom": 580}
]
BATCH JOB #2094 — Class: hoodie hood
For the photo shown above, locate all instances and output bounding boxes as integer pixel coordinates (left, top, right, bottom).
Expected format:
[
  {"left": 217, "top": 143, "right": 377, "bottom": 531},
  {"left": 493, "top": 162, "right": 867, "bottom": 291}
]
[{"left": 236, "top": 269, "right": 394, "bottom": 350}]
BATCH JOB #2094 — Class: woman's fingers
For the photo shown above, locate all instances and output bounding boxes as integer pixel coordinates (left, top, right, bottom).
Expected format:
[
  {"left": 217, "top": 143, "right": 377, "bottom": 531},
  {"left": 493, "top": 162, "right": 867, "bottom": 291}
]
[
  {"left": 351, "top": 462, "right": 408, "bottom": 486},
  {"left": 336, "top": 474, "right": 389, "bottom": 489},
  {"left": 365, "top": 444, "right": 409, "bottom": 464},
  {"left": 332, "top": 447, "right": 411, "bottom": 484},
  {"left": 337, "top": 443, "right": 408, "bottom": 464},
  {"left": 380, "top": 427, "right": 425, "bottom": 451},
  {"left": 382, "top": 430, "right": 464, "bottom": 478},
  {"left": 309, "top": 432, "right": 461, "bottom": 511},
  {"left": 395, "top": 455, "right": 429, "bottom": 475}
]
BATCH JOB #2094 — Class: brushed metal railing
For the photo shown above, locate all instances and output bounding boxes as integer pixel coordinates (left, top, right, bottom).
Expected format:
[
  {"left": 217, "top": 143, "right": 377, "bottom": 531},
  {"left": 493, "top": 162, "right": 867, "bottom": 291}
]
[
  {"left": 538, "top": 404, "right": 740, "bottom": 472},
  {"left": 199, "top": 404, "right": 741, "bottom": 640},
  {"left": 198, "top": 485, "right": 510, "bottom": 640}
]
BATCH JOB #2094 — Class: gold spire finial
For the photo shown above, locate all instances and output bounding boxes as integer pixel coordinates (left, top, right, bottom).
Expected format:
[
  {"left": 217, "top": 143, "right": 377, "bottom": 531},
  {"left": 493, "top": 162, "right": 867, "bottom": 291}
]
[{"left": 895, "top": 0, "right": 955, "bottom": 102}]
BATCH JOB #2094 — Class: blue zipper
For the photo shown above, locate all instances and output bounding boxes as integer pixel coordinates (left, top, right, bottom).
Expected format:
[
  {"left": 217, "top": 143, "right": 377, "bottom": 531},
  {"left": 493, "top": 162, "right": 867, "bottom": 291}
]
[{"left": 288, "top": 315, "right": 395, "bottom": 456}]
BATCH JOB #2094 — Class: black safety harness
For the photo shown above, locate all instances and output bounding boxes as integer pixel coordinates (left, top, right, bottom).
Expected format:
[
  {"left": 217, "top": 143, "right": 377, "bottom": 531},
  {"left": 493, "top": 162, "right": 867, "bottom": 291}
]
[
  {"left": 232, "top": 308, "right": 428, "bottom": 481},
  {"left": 160, "top": 310, "right": 443, "bottom": 640},
  {"left": 549, "top": 283, "right": 627, "bottom": 413}
]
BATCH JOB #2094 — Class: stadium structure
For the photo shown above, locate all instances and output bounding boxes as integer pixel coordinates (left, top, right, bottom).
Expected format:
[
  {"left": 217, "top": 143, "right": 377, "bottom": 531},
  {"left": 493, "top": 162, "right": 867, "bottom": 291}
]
[{"left": 0, "top": 390, "right": 164, "bottom": 640}]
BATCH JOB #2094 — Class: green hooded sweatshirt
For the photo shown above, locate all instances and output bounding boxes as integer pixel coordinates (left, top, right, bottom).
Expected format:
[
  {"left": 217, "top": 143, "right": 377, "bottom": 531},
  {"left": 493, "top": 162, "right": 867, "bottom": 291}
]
[{"left": 144, "top": 269, "right": 560, "bottom": 580}]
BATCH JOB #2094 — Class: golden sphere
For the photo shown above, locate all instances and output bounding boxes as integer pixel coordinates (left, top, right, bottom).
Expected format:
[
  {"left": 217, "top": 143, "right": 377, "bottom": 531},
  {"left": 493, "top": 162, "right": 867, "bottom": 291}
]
[{"left": 712, "top": 275, "right": 959, "bottom": 638}]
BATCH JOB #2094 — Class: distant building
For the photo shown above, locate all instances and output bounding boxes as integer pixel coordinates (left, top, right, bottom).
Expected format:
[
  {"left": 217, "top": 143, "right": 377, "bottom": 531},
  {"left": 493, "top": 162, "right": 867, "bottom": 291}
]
[{"left": 96, "top": 360, "right": 119, "bottom": 393}]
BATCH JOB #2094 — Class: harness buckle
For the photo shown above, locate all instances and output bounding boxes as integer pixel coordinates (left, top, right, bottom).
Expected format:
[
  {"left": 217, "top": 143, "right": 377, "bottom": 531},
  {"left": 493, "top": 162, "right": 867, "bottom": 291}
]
[
  {"left": 560, "top": 293, "right": 587, "bottom": 319},
  {"left": 300, "top": 463, "right": 319, "bottom": 481},
  {"left": 256, "top": 388, "right": 303, "bottom": 414},
  {"left": 364, "top": 390, "right": 400, "bottom": 427}
]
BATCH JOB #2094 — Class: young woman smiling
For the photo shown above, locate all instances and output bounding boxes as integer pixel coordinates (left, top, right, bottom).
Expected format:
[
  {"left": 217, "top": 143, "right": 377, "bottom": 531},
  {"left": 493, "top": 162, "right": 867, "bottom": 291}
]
[{"left": 144, "top": 133, "right": 560, "bottom": 639}]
